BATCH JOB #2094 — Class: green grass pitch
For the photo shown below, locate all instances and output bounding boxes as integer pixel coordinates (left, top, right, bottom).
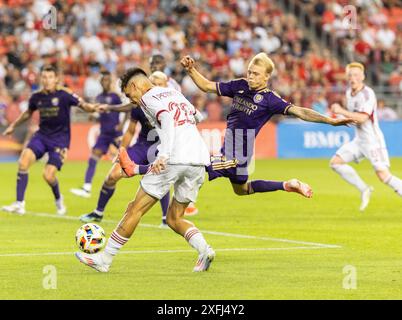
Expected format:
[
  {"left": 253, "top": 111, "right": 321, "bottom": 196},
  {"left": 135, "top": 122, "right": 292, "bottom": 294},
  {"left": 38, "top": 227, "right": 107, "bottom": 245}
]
[{"left": 0, "top": 158, "right": 401, "bottom": 299}]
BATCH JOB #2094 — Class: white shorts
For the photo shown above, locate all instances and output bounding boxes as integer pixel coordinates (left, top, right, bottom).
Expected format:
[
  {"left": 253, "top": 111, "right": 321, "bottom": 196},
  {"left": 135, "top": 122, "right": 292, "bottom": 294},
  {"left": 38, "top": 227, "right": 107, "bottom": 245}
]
[
  {"left": 336, "top": 139, "right": 390, "bottom": 170},
  {"left": 140, "top": 164, "right": 205, "bottom": 203}
]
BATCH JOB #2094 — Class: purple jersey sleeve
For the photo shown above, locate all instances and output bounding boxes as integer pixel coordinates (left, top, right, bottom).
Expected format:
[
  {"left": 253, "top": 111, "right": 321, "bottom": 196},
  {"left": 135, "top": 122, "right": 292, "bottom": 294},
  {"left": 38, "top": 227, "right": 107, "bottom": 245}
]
[
  {"left": 68, "top": 91, "right": 81, "bottom": 107},
  {"left": 216, "top": 79, "right": 246, "bottom": 98},
  {"left": 269, "top": 92, "right": 292, "bottom": 115}
]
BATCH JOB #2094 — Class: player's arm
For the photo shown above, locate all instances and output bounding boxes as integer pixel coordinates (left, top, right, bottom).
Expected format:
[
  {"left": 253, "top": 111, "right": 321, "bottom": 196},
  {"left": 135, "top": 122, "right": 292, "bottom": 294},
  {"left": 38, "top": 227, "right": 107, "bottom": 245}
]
[
  {"left": 287, "top": 105, "right": 355, "bottom": 126},
  {"left": 330, "top": 103, "right": 369, "bottom": 124},
  {"left": 152, "top": 111, "right": 175, "bottom": 174},
  {"left": 77, "top": 99, "right": 97, "bottom": 112},
  {"left": 2, "top": 109, "right": 34, "bottom": 136},
  {"left": 98, "top": 103, "right": 135, "bottom": 113},
  {"left": 181, "top": 56, "right": 217, "bottom": 94},
  {"left": 121, "top": 119, "right": 137, "bottom": 149}
]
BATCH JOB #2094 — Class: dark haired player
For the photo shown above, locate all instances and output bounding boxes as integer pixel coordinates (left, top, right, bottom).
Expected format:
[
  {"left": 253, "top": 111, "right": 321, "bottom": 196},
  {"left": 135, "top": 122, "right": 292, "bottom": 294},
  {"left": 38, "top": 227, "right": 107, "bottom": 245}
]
[{"left": 2, "top": 66, "right": 97, "bottom": 215}]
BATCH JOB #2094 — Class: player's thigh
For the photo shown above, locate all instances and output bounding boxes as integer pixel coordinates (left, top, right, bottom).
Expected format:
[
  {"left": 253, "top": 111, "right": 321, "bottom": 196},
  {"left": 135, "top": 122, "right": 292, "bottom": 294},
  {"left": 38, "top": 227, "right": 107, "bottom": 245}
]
[
  {"left": 174, "top": 166, "right": 205, "bottom": 204},
  {"left": 332, "top": 140, "right": 363, "bottom": 165},
  {"left": 230, "top": 182, "right": 249, "bottom": 195},
  {"left": 92, "top": 148, "right": 105, "bottom": 159},
  {"left": 364, "top": 145, "right": 391, "bottom": 175},
  {"left": 127, "top": 186, "right": 159, "bottom": 216},
  {"left": 18, "top": 148, "right": 37, "bottom": 171},
  {"left": 47, "top": 147, "right": 67, "bottom": 171},
  {"left": 167, "top": 197, "right": 188, "bottom": 220},
  {"left": 141, "top": 165, "right": 176, "bottom": 200}
]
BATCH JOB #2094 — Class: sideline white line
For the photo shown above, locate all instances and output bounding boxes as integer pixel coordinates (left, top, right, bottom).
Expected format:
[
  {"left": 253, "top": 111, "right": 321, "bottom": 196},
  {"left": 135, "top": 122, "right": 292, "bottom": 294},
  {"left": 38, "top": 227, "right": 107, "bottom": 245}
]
[
  {"left": 0, "top": 246, "right": 332, "bottom": 258},
  {"left": 3, "top": 210, "right": 342, "bottom": 249}
]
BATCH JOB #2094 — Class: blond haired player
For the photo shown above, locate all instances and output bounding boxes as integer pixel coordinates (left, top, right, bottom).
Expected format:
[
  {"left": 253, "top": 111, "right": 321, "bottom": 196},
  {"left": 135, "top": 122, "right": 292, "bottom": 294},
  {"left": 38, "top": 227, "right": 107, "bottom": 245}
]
[
  {"left": 330, "top": 62, "right": 402, "bottom": 211},
  {"left": 75, "top": 68, "right": 214, "bottom": 272},
  {"left": 177, "top": 53, "right": 353, "bottom": 198}
]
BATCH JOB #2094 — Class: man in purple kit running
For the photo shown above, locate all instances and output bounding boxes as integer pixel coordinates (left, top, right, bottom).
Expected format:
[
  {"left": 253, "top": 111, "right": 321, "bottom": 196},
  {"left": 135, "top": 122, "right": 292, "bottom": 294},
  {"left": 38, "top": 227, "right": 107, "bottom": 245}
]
[
  {"left": 70, "top": 71, "right": 125, "bottom": 198},
  {"left": 2, "top": 65, "right": 97, "bottom": 215}
]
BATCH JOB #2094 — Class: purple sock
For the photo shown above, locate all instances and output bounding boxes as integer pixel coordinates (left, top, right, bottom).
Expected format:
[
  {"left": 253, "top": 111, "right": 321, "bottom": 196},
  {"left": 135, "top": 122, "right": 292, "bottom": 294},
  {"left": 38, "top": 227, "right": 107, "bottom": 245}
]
[
  {"left": 16, "top": 171, "right": 28, "bottom": 202},
  {"left": 160, "top": 191, "right": 170, "bottom": 222},
  {"left": 85, "top": 157, "right": 98, "bottom": 184},
  {"left": 249, "top": 180, "right": 284, "bottom": 194},
  {"left": 96, "top": 183, "right": 116, "bottom": 212},
  {"left": 138, "top": 165, "right": 150, "bottom": 175},
  {"left": 50, "top": 180, "right": 61, "bottom": 200}
]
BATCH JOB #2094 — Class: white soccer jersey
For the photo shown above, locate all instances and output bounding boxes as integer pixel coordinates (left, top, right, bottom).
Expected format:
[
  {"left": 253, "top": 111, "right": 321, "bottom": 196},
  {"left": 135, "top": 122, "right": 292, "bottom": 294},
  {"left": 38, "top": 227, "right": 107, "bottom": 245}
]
[
  {"left": 140, "top": 86, "right": 210, "bottom": 166},
  {"left": 346, "top": 85, "right": 386, "bottom": 146}
]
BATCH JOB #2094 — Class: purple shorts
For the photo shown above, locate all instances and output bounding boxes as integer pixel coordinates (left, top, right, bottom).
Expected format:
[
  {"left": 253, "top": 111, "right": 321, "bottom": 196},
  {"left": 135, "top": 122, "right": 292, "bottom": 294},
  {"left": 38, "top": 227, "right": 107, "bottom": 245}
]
[
  {"left": 127, "top": 139, "right": 157, "bottom": 165},
  {"left": 93, "top": 133, "right": 120, "bottom": 155},
  {"left": 207, "top": 163, "right": 248, "bottom": 185},
  {"left": 26, "top": 133, "right": 67, "bottom": 171}
]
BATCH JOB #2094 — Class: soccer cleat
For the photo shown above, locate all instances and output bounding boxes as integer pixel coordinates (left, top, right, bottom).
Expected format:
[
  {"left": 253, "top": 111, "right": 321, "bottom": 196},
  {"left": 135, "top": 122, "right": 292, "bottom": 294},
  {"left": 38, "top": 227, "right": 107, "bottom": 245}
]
[
  {"left": 193, "top": 246, "right": 215, "bottom": 272},
  {"left": 2, "top": 201, "right": 26, "bottom": 215},
  {"left": 118, "top": 147, "right": 137, "bottom": 177},
  {"left": 360, "top": 187, "right": 374, "bottom": 212},
  {"left": 284, "top": 179, "right": 313, "bottom": 198},
  {"left": 158, "top": 221, "right": 169, "bottom": 229},
  {"left": 55, "top": 195, "right": 67, "bottom": 215},
  {"left": 80, "top": 211, "right": 103, "bottom": 223},
  {"left": 75, "top": 252, "right": 110, "bottom": 273},
  {"left": 184, "top": 202, "right": 199, "bottom": 216},
  {"left": 70, "top": 187, "right": 91, "bottom": 198}
]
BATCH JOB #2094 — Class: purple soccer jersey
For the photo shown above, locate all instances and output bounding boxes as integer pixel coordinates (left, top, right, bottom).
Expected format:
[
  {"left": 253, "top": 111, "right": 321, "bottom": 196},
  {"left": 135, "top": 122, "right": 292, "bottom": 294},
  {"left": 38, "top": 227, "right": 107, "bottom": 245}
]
[
  {"left": 208, "top": 78, "right": 291, "bottom": 184},
  {"left": 28, "top": 86, "right": 80, "bottom": 148},
  {"left": 96, "top": 92, "right": 122, "bottom": 136},
  {"left": 127, "top": 107, "right": 159, "bottom": 165}
]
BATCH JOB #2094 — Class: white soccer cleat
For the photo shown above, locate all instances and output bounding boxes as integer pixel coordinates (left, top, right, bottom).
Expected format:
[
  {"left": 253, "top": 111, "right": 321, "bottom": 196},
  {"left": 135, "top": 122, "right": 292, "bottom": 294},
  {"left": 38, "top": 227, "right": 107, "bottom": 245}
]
[
  {"left": 193, "top": 246, "right": 215, "bottom": 272},
  {"left": 360, "top": 187, "right": 374, "bottom": 212},
  {"left": 284, "top": 179, "right": 313, "bottom": 198},
  {"left": 2, "top": 201, "right": 26, "bottom": 215},
  {"left": 70, "top": 187, "right": 91, "bottom": 198},
  {"left": 55, "top": 195, "right": 67, "bottom": 215},
  {"left": 75, "top": 252, "right": 110, "bottom": 273}
]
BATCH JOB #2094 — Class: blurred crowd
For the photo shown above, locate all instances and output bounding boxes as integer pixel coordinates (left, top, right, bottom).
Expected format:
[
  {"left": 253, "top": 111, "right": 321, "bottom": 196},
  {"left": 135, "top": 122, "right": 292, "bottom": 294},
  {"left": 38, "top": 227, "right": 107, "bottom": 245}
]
[
  {"left": 301, "top": 0, "right": 402, "bottom": 90},
  {"left": 0, "top": 0, "right": 400, "bottom": 127}
]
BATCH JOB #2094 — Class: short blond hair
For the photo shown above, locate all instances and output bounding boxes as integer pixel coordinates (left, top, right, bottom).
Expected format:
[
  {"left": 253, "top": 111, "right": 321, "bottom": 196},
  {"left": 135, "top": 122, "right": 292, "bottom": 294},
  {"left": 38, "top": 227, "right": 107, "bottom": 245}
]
[
  {"left": 249, "top": 52, "right": 275, "bottom": 75},
  {"left": 346, "top": 62, "right": 365, "bottom": 73},
  {"left": 149, "top": 71, "right": 168, "bottom": 82}
]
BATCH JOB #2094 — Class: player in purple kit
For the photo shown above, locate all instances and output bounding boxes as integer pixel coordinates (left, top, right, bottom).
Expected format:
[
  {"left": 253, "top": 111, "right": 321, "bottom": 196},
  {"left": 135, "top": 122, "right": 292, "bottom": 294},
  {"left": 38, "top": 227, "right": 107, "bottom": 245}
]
[
  {"left": 70, "top": 71, "right": 125, "bottom": 198},
  {"left": 2, "top": 65, "right": 96, "bottom": 215},
  {"left": 179, "top": 53, "right": 354, "bottom": 196},
  {"left": 121, "top": 53, "right": 354, "bottom": 198},
  {"left": 79, "top": 74, "right": 170, "bottom": 224}
]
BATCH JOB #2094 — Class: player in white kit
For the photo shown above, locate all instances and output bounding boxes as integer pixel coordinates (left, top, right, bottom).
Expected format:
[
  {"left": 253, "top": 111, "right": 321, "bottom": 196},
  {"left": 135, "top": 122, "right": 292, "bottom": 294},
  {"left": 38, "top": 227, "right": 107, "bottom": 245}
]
[
  {"left": 75, "top": 67, "right": 215, "bottom": 272},
  {"left": 330, "top": 62, "right": 402, "bottom": 211}
]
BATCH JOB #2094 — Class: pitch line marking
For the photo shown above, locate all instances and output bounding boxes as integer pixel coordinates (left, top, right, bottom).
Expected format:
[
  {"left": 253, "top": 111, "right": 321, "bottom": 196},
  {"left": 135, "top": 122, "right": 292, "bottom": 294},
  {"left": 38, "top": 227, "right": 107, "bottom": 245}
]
[
  {"left": 0, "top": 246, "right": 334, "bottom": 258},
  {"left": 2, "top": 210, "right": 342, "bottom": 249}
]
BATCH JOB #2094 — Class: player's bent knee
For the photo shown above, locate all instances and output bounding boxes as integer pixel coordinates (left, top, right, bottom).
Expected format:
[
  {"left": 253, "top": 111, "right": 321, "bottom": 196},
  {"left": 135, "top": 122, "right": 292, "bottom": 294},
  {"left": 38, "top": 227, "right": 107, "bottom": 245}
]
[
  {"left": 43, "top": 170, "right": 56, "bottom": 184},
  {"left": 376, "top": 170, "right": 390, "bottom": 183}
]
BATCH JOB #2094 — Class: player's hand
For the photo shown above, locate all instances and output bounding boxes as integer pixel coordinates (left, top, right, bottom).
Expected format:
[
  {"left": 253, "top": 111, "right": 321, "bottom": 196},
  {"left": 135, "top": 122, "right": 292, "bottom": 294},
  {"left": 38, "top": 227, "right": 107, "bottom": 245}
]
[
  {"left": 97, "top": 104, "right": 109, "bottom": 113},
  {"left": 181, "top": 56, "right": 195, "bottom": 71},
  {"left": 330, "top": 118, "right": 357, "bottom": 126},
  {"left": 2, "top": 125, "right": 15, "bottom": 136},
  {"left": 330, "top": 103, "right": 343, "bottom": 114},
  {"left": 151, "top": 156, "right": 167, "bottom": 175}
]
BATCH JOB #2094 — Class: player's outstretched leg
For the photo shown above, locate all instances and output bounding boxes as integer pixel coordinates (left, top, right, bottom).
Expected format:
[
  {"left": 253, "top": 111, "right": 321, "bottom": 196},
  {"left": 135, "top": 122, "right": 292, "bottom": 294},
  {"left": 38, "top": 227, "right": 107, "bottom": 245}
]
[
  {"left": 76, "top": 187, "right": 158, "bottom": 272},
  {"left": 43, "top": 164, "right": 66, "bottom": 215},
  {"left": 2, "top": 148, "right": 36, "bottom": 215},
  {"left": 330, "top": 155, "right": 372, "bottom": 211},
  {"left": 79, "top": 162, "right": 124, "bottom": 223},
  {"left": 231, "top": 179, "right": 313, "bottom": 198},
  {"left": 166, "top": 198, "right": 215, "bottom": 272}
]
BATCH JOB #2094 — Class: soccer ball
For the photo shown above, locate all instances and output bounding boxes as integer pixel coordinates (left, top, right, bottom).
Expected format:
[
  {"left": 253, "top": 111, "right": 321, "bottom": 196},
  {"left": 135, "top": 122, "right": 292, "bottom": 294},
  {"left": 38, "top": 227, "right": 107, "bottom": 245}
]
[{"left": 75, "top": 223, "right": 106, "bottom": 254}]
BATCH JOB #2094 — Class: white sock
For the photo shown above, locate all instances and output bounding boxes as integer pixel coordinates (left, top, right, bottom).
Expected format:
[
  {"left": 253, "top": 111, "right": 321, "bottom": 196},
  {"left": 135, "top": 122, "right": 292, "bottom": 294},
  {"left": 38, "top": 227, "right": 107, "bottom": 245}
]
[
  {"left": 184, "top": 227, "right": 208, "bottom": 254},
  {"left": 83, "top": 183, "right": 92, "bottom": 192},
  {"left": 385, "top": 175, "right": 402, "bottom": 196},
  {"left": 104, "top": 230, "right": 129, "bottom": 263},
  {"left": 332, "top": 164, "right": 368, "bottom": 193},
  {"left": 94, "top": 209, "right": 104, "bottom": 216}
]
